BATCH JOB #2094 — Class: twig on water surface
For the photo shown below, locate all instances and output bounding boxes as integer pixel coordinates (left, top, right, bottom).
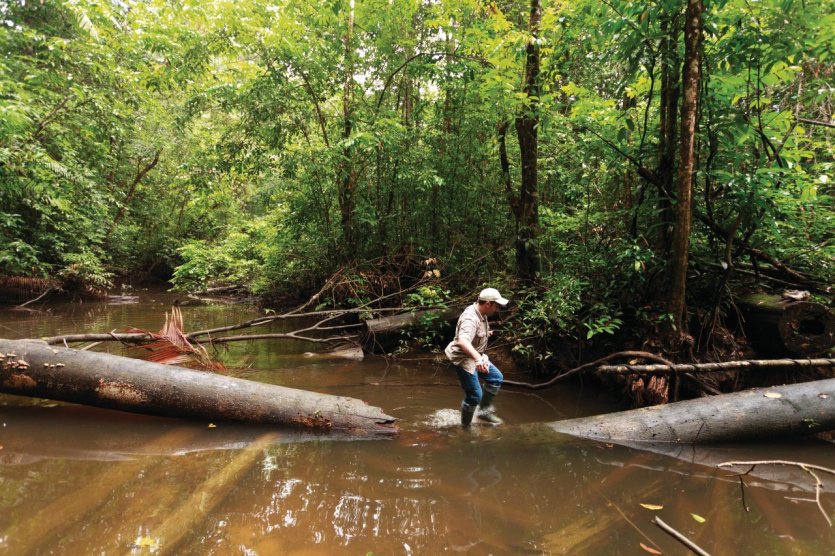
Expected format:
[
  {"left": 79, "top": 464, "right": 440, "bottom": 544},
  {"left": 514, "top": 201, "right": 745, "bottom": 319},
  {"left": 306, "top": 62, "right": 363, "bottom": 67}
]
[
  {"left": 652, "top": 516, "right": 712, "bottom": 556},
  {"left": 718, "top": 460, "right": 835, "bottom": 527},
  {"left": 594, "top": 489, "right": 664, "bottom": 554},
  {"left": 737, "top": 476, "right": 751, "bottom": 513}
]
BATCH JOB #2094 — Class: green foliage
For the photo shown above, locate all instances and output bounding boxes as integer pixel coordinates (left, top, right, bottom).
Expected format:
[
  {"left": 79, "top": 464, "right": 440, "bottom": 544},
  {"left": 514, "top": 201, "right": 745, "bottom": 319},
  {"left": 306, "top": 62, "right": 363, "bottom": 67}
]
[
  {"left": 399, "top": 285, "right": 452, "bottom": 349},
  {"left": 511, "top": 275, "right": 586, "bottom": 362},
  {"left": 170, "top": 220, "right": 271, "bottom": 292},
  {"left": 57, "top": 251, "right": 114, "bottom": 292},
  {"left": 0, "top": 0, "right": 830, "bottom": 361},
  {"left": 405, "top": 285, "right": 450, "bottom": 310}
]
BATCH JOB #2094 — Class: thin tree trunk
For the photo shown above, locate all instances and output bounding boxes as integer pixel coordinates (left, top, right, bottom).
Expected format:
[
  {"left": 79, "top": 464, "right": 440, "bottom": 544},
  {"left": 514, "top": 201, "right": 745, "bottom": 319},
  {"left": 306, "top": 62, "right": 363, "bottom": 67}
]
[
  {"left": 498, "top": 121, "right": 519, "bottom": 222},
  {"left": 655, "top": 13, "right": 680, "bottom": 255},
  {"left": 106, "top": 149, "right": 162, "bottom": 239},
  {"left": 338, "top": 0, "right": 357, "bottom": 256},
  {"left": 667, "top": 0, "right": 703, "bottom": 338}
]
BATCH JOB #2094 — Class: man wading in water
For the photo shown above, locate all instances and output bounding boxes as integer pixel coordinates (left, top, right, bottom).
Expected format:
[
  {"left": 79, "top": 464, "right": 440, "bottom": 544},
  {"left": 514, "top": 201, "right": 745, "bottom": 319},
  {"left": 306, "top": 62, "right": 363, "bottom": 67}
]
[{"left": 445, "top": 288, "right": 509, "bottom": 428}]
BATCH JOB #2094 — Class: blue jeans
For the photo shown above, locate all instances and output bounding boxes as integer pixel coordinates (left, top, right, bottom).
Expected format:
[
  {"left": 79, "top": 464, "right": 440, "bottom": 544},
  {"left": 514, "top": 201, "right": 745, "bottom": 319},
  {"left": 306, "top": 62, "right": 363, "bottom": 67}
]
[{"left": 455, "top": 363, "right": 503, "bottom": 406}]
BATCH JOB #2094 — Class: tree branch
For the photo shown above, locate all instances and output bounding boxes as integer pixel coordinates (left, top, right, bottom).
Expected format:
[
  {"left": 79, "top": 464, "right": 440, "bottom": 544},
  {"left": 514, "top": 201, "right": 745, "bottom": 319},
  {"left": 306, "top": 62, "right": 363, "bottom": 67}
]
[
  {"left": 503, "top": 351, "right": 673, "bottom": 389},
  {"left": 796, "top": 117, "right": 835, "bottom": 129}
]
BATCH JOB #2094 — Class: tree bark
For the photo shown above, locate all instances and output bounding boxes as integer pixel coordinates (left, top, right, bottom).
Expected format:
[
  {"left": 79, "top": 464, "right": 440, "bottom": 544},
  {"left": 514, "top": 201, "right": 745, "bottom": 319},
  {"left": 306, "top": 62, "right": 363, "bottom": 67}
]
[
  {"left": 0, "top": 339, "right": 397, "bottom": 435},
  {"left": 549, "top": 376, "right": 835, "bottom": 443},
  {"left": 513, "top": 0, "right": 543, "bottom": 282},
  {"left": 498, "top": 121, "right": 519, "bottom": 222},
  {"left": 667, "top": 0, "right": 703, "bottom": 338}
]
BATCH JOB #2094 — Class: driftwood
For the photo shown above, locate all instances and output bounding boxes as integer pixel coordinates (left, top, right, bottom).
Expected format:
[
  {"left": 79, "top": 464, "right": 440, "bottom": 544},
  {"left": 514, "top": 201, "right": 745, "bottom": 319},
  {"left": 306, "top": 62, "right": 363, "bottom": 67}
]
[
  {"left": 0, "top": 339, "right": 397, "bottom": 435},
  {"left": 738, "top": 293, "right": 834, "bottom": 356},
  {"left": 597, "top": 358, "right": 835, "bottom": 374},
  {"left": 548, "top": 377, "right": 835, "bottom": 444}
]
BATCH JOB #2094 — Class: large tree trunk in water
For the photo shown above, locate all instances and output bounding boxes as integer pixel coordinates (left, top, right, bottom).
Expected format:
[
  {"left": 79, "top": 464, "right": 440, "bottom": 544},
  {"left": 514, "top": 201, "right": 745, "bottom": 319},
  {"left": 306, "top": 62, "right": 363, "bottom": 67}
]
[
  {"left": 549, "top": 377, "right": 835, "bottom": 444},
  {"left": 667, "top": 0, "right": 703, "bottom": 337},
  {"left": 513, "top": 0, "right": 542, "bottom": 282},
  {"left": 0, "top": 339, "right": 397, "bottom": 435}
]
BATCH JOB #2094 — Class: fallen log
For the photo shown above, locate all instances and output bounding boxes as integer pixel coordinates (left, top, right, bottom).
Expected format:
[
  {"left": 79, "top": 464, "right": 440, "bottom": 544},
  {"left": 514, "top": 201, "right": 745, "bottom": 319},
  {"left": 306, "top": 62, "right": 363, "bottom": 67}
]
[
  {"left": 548, "top": 377, "right": 835, "bottom": 444},
  {"left": 364, "top": 308, "right": 457, "bottom": 351},
  {"left": 191, "top": 284, "right": 248, "bottom": 296},
  {"left": 0, "top": 339, "right": 397, "bottom": 435},
  {"left": 596, "top": 358, "right": 835, "bottom": 374},
  {"left": 738, "top": 293, "right": 834, "bottom": 356}
]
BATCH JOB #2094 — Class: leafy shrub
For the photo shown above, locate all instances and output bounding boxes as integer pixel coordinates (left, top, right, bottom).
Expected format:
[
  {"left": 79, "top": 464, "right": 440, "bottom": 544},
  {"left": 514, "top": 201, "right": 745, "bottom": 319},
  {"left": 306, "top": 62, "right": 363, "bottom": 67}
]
[{"left": 57, "top": 252, "right": 114, "bottom": 292}]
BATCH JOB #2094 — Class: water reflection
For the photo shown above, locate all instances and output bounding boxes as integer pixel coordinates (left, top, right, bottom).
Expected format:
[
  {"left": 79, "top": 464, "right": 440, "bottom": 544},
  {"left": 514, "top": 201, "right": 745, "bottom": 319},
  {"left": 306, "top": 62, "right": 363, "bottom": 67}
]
[{"left": 1, "top": 293, "right": 834, "bottom": 554}]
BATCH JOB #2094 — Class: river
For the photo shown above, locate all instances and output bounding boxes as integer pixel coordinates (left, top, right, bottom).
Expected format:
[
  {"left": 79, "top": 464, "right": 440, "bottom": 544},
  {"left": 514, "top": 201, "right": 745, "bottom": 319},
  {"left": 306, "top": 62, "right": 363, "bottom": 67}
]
[{"left": 1, "top": 290, "right": 833, "bottom": 554}]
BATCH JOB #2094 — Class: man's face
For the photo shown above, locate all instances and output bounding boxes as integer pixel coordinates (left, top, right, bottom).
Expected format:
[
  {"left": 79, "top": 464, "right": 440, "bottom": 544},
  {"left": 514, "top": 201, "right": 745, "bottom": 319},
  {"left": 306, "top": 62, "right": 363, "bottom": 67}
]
[{"left": 484, "top": 301, "right": 501, "bottom": 316}]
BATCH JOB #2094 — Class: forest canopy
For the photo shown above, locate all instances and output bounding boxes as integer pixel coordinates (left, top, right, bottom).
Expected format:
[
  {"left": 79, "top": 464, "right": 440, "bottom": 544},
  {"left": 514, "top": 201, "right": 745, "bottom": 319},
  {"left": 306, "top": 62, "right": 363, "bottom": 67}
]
[{"left": 1, "top": 0, "right": 832, "bottom": 357}]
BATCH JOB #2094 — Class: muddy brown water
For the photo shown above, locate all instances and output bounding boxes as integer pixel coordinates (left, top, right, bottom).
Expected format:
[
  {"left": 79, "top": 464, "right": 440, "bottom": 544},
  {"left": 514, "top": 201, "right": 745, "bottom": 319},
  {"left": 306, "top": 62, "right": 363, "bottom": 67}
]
[{"left": 0, "top": 290, "right": 833, "bottom": 555}]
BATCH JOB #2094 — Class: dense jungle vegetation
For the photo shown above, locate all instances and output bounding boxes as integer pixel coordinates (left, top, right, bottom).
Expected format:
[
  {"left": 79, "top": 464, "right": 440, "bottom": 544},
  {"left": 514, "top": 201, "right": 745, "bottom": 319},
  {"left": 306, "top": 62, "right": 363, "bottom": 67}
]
[{"left": 1, "top": 0, "right": 832, "bottom": 366}]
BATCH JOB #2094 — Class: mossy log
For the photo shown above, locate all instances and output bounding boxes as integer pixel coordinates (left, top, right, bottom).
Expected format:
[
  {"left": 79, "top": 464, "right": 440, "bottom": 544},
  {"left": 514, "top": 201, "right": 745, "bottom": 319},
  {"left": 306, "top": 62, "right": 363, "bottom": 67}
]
[
  {"left": 549, "top": 377, "right": 835, "bottom": 444},
  {"left": 0, "top": 339, "right": 397, "bottom": 435},
  {"left": 738, "top": 294, "right": 834, "bottom": 356}
]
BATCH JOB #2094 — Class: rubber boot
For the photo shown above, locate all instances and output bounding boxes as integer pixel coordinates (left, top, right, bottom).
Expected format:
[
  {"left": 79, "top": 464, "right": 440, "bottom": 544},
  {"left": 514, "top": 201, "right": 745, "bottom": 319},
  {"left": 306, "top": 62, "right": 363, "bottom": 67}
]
[
  {"left": 460, "top": 402, "right": 477, "bottom": 428},
  {"left": 477, "top": 385, "right": 503, "bottom": 425}
]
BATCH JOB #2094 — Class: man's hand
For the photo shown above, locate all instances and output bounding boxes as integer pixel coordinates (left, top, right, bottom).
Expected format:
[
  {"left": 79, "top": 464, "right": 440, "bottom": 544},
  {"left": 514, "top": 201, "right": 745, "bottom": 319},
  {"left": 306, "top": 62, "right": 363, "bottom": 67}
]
[{"left": 476, "top": 353, "right": 490, "bottom": 373}]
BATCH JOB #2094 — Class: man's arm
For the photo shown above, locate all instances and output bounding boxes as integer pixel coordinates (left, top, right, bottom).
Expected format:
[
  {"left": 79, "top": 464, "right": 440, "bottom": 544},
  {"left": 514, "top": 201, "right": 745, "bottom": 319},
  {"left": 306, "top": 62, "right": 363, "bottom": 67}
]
[{"left": 457, "top": 337, "right": 489, "bottom": 372}]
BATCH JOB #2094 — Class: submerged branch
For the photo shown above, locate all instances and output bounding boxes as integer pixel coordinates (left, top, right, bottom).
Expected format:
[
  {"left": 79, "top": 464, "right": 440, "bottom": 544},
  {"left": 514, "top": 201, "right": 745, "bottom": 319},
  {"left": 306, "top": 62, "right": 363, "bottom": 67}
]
[
  {"left": 719, "top": 460, "right": 835, "bottom": 527},
  {"left": 652, "top": 516, "right": 712, "bottom": 556}
]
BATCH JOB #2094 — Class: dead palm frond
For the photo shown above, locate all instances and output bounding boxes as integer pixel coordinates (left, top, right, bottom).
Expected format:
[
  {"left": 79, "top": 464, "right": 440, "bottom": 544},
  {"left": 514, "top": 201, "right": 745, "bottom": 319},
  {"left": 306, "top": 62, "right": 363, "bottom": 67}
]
[
  {"left": 0, "top": 275, "right": 60, "bottom": 293},
  {"left": 129, "top": 306, "right": 225, "bottom": 372}
]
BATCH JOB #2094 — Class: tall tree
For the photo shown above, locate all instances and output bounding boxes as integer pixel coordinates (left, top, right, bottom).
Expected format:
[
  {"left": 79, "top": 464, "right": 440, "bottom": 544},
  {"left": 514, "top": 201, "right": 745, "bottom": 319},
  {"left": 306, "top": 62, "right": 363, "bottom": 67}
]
[
  {"left": 667, "top": 0, "right": 704, "bottom": 338},
  {"left": 514, "top": 0, "right": 543, "bottom": 282}
]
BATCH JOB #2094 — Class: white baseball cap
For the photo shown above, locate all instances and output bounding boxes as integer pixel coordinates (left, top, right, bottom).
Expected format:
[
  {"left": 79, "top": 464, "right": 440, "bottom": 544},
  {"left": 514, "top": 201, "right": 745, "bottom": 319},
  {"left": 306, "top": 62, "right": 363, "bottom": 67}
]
[{"left": 478, "top": 287, "right": 509, "bottom": 306}]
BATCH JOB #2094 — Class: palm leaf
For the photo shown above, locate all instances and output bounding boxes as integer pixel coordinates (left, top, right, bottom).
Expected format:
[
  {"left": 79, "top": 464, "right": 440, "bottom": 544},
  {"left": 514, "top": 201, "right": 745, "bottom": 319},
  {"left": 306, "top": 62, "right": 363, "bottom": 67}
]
[{"left": 129, "top": 306, "right": 225, "bottom": 372}]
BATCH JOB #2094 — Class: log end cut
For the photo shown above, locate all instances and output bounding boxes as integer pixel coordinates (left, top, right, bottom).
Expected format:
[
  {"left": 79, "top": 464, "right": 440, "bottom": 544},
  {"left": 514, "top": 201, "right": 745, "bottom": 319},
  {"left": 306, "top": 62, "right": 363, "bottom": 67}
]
[{"left": 778, "top": 301, "right": 835, "bottom": 356}]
